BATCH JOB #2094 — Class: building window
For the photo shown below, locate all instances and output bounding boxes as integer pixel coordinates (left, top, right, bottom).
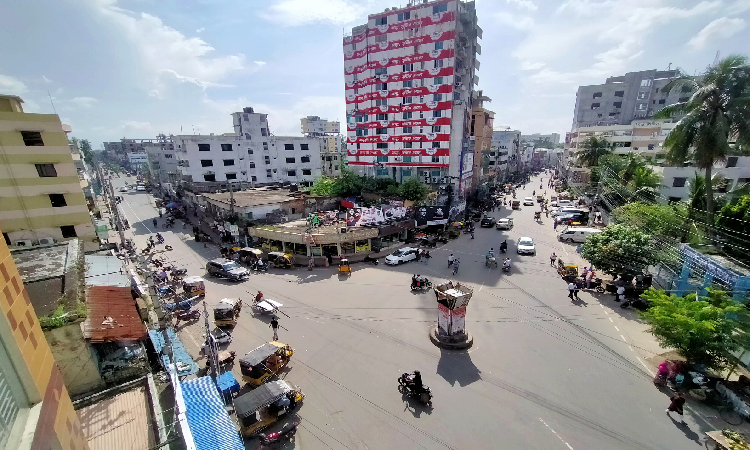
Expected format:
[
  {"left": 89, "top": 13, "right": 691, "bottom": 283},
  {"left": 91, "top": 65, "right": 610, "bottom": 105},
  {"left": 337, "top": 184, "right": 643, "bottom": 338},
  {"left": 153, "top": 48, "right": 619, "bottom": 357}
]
[
  {"left": 376, "top": 16, "right": 387, "bottom": 25},
  {"left": 21, "top": 131, "right": 44, "bottom": 146},
  {"left": 287, "top": 170, "right": 296, "bottom": 176},
  {"left": 376, "top": 156, "right": 388, "bottom": 162},
  {"left": 637, "top": 92, "right": 647, "bottom": 100},
  {"left": 375, "top": 99, "right": 388, "bottom": 106},
  {"left": 301, "top": 156, "right": 310, "bottom": 163},
  {"left": 403, "top": 127, "right": 413, "bottom": 133},
  {"left": 251, "top": 176, "right": 257, "bottom": 182},
  {"left": 672, "top": 177, "right": 687, "bottom": 187},
  {"left": 226, "top": 173, "right": 237, "bottom": 180},
  {"left": 431, "top": 156, "right": 439, "bottom": 163},
  {"left": 668, "top": 196, "right": 682, "bottom": 203},
  {"left": 267, "top": 169, "right": 272, "bottom": 177},
  {"left": 334, "top": 165, "right": 339, "bottom": 170},
  {"left": 432, "top": 142, "right": 440, "bottom": 148},
  {"left": 198, "top": 144, "right": 210, "bottom": 151},
  {"left": 397, "top": 11, "right": 410, "bottom": 21},
  {"left": 637, "top": 103, "right": 647, "bottom": 111},
  {"left": 377, "top": 113, "right": 387, "bottom": 120},
  {"left": 727, "top": 156, "right": 739, "bottom": 167},
  {"left": 640, "top": 79, "right": 652, "bottom": 87},
  {"left": 404, "top": 142, "right": 412, "bottom": 148},
  {"left": 223, "top": 159, "right": 235, "bottom": 166},
  {"left": 302, "top": 169, "right": 312, "bottom": 175},
  {"left": 376, "top": 169, "right": 389, "bottom": 176},
  {"left": 403, "top": 97, "right": 413, "bottom": 104},
  {"left": 34, "top": 163, "right": 57, "bottom": 177},
  {"left": 49, "top": 193, "right": 66, "bottom": 207},
  {"left": 432, "top": 126, "right": 441, "bottom": 133},
  {"left": 403, "top": 156, "right": 412, "bottom": 162},
  {"left": 591, "top": 103, "right": 600, "bottom": 109},
  {"left": 248, "top": 149, "right": 254, "bottom": 155},
  {"left": 261, "top": 128, "right": 268, "bottom": 136},
  {"left": 403, "top": 112, "right": 412, "bottom": 119},
  {"left": 403, "top": 81, "right": 412, "bottom": 88},
  {"left": 249, "top": 162, "right": 256, "bottom": 168},
  {"left": 375, "top": 34, "right": 387, "bottom": 43},
  {"left": 201, "top": 160, "right": 213, "bottom": 167},
  {"left": 164, "top": 153, "right": 173, "bottom": 158},
  {"left": 286, "top": 157, "right": 296, "bottom": 163},
  {"left": 614, "top": 90, "right": 624, "bottom": 97},
  {"left": 433, "top": 94, "right": 442, "bottom": 101},
  {"left": 435, "top": 41, "right": 443, "bottom": 50},
  {"left": 60, "top": 225, "right": 77, "bottom": 238},
  {"left": 593, "top": 92, "right": 602, "bottom": 98},
  {"left": 376, "top": 143, "right": 388, "bottom": 149},
  {"left": 375, "top": 68, "right": 387, "bottom": 76},
  {"left": 613, "top": 102, "right": 622, "bottom": 108},
  {"left": 433, "top": 110, "right": 442, "bottom": 118},
  {"left": 377, "top": 83, "right": 387, "bottom": 91},
  {"left": 658, "top": 99, "right": 666, "bottom": 104},
  {"left": 434, "top": 59, "right": 444, "bottom": 68},
  {"left": 300, "top": 143, "right": 309, "bottom": 150},
  {"left": 221, "top": 143, "right": 233, "bottom": 151},
  {"left": 403, "top": 63, "right": 414, "bottom": 72},
  {"left": 433, "top": 3, "right": 448, "bottom": 13},
  {"left": 284, "top": 144, "right": 294, "bottom": 150},
  {"left": 263, "top": 142, "right": 268, "bottom": 151},
  {"left": 434, "top": 77, "right": 443, "bottom": 84},
  {"left": 377, "top": 128, "right": 388, "bottom": 134},
  {"left": 264, "top": 156, "right": 271, "bottom": 165},
  {"left": 203, "top": 174, "right": 215, "bottom": 182}
]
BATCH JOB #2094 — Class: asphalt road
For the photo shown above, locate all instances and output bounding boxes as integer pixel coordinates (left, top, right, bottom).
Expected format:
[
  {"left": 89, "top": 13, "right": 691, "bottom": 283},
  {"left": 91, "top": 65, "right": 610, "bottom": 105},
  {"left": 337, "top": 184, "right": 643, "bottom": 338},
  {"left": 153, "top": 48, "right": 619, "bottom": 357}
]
[{"left": 111, "top": 175, "right": 706, "bottom": 450}]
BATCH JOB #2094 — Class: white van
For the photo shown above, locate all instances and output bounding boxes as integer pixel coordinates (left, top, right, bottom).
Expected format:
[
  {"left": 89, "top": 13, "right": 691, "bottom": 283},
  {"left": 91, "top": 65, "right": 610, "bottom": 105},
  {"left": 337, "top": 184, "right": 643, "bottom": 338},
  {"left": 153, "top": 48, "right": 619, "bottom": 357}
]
[
  {"left": 553, "top": 199, "right": 574, "bottom": 208},
  {"left": 558, "top": 227, "right": 601, "bottom": 243}
]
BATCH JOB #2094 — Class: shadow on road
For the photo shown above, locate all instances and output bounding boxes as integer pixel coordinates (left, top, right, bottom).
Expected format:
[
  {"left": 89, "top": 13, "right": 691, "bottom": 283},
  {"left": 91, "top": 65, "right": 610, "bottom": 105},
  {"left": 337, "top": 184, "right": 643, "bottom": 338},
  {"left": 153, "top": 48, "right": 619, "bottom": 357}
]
[
  {"left": 400, "top": 390, "right": 434, "bottom": 418},
  {"left": 436, "top": 348, "right": 481, "bottom": 387}
]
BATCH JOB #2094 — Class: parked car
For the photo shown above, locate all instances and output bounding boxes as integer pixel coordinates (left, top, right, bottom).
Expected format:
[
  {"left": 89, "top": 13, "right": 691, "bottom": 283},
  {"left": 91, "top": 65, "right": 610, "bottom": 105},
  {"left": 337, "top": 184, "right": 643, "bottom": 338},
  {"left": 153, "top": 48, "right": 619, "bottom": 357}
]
[
  {"left": 480, "top": 216, "right": 497, "bottom": 228},
  {"left": 384, "top": 247, "right": 419, "bottom": 265},
  {"left": 516, "top": 237, "right": 536, "bottom": 255},
  {"left": 206, "top": 258, "right": 250, "bottom": 281},
  {"left": 207, "top": 327, "right": 232, "bottom": 346},
  {"left": 469, "top": 211, "right": 482, "bottom": 222},
  {"left": 551, "top": 207, "right": 586, "bottom": 217},
  {"left": 136, "top": 184, "right": 146, "bottom": 192},
  {"left": 523, "top": 197, "right": 535, "bottom": 206},
  {"left": 118, "top": 186, "right": 129, "bottom": 192},
  {"left": 558, "top": 227, "right": 601, "bottom": 243},
  {"left": 552, "top": 199, "right": 574, "bottom": 208},
  {"left": 557, "top": 213, "right": 588, "bottom": 225},
  {"left": 496, "top": 218, "right": 514, "bottom": 230}
]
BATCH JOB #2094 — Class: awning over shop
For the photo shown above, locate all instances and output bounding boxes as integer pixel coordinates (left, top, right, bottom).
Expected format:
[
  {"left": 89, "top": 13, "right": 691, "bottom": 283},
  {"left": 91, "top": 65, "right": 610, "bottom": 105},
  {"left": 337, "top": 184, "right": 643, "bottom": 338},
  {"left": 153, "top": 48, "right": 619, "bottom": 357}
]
[
  {"left": 181, "top": 377, "right": 244, "bottom": 450},
  {"left": 149, "top": 329, "right": 198, "bottom": 376}
]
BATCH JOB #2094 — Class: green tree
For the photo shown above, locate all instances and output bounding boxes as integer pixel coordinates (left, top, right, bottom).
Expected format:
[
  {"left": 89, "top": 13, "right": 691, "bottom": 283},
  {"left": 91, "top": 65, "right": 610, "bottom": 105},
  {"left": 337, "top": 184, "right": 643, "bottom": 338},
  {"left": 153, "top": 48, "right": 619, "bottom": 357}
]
[
  {"left": 79, "top": 139, "right": 95, "bottom": 166},
  {"left": 576, "top": 136, "right": 614, "bottom": 167},
  {"left": 398, "top": 177, "right": 429, "bottom": 203},
  {"left": 580, "top": 224, "right": 659, "bottom": 278},
  {"left": 611, "top": 202, "right": 687, "bottom": 241},
  {"left": 655, "top": 55, "right": 750, "bottom": 237},
  {"left": 308, "top": 175, "right": 337, "bottom": 196},
  {"left": 639, "top": 288, "right": 750, "bottom": 372}
]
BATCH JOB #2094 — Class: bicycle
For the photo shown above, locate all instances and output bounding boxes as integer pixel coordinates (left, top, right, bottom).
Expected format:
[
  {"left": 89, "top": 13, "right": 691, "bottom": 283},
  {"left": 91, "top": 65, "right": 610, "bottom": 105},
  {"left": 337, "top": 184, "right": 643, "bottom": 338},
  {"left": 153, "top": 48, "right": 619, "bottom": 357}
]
[{"left": 703, "top": 388, "right": 744, "bottom": 425}]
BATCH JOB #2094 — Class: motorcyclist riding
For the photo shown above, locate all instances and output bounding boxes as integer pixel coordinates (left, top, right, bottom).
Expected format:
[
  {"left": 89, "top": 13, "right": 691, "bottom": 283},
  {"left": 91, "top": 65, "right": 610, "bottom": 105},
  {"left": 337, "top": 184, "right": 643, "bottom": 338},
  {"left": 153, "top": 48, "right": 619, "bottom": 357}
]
[
  {"left": 409, "top": 370, "right": 423, "bottom": 392},
  {"left": 152, "top": 218, "right": 157, "bottom": 227},
  {"left": 499, "top": 240, "right": 508, "bottom": 253},
  {"left": 156, "top": 232, "right": 164, "bottom": 243},
  {"left": 503, "top": 258, "right": 511, "bottom": 270}
]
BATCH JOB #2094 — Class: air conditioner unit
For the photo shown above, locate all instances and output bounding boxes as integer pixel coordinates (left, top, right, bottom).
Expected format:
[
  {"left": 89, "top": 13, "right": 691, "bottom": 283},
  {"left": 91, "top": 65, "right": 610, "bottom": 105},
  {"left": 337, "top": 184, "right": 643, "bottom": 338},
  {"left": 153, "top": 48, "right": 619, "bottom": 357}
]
[
  {"left": 421, "top": 171, "right": 429, "bottom": 177},
  {"left": 38, "top": 237, "right": 56, "bottom": 246},
  {"left": 13, "top": 239, "right": 32, "bottom": 247},
  {"left": 431, "top": 177, "right": 439, "bottom": 183}
]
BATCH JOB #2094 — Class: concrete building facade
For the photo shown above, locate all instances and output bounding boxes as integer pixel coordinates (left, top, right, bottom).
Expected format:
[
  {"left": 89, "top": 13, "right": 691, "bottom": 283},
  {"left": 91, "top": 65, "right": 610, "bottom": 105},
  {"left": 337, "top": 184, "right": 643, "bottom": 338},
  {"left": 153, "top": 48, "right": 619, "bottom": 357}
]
[
  {"left": 144, "top": 135, "right": 178, "bottom": 186},
  {"left": 0, "top": 95, "right": 97, "bottom": 251},
  {"left": 175, "top": 107, "right": 323, "bottom": 191},
  {"left": 655, "top": 157, "right": 750, "bottom": 204},
  {"left": 301, "top": 116, "right": 343, "bottom": 177},
  {"left": 521, "top": 133, "right": 560, "bottom": 146},
  {"left": 469, "top": 92, "right": 494, "bottom": 188},
  {"left": 343, "top": 0, "right": 481, "bottom": 195},
  {"left": 0, "top": 231, "right": 89, "bottom": 450},
  {"left": 571, "top": 69, "right": 690, "bottom": 129},
  {"left": 567, "top": 119, "right": 677, "bottom": 160},
  {"left": 490, "top": 128, "right": 520, "bottom": 181}
]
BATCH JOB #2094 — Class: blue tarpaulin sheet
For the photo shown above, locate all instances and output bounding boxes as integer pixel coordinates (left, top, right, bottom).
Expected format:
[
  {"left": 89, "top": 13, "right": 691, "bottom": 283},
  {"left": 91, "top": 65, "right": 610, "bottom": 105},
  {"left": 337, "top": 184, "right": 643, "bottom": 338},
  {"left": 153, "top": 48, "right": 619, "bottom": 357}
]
[
  {"left": 148, "top": 329, "right": 199, "bottom": 376},
  {"left": 217, "top": 371, "right": 240, "bottom": 401},
  {"left": 181, "top": 377, "right": 244, "bottom": 450}
]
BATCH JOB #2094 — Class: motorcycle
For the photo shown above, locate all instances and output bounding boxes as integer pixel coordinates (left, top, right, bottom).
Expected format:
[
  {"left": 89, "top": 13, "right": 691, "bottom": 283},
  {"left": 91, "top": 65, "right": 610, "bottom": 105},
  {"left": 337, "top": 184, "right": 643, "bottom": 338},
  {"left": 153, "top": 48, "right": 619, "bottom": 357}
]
[
  {"left": 163, "top": 220, "right": 175, "bottom": 229},
  {"left": 363, "top": 255, "right": 379, "bottom": 265},
  {"left": 397, "top": 373, "right": 433, "bottom": 405},
  {"left": 502, "top": 261, "right": 511, "bottom": 273},
  {"left": 252, "top": 260, "right": 269, "bottom": 272},
  {"left": 156, "top": 233, "right": 164, "bottom": 244},
  {"left": 410, "top": 275, "right": 432, "bottom": 291},
  {"left": 167, "top": 267, "right": 187, "bottom": 277},
  {"left": 258, "top": 420, "right": 300, "bottom": 447},
  {"left": 174, "top": 309, "right": 200, "bottom": 322}
]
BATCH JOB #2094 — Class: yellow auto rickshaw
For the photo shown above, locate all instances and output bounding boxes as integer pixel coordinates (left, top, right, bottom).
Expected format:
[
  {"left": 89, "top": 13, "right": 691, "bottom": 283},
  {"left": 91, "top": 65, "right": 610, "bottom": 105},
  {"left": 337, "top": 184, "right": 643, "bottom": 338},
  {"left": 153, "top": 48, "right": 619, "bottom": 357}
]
[
  {"left": 182, "top": 276, "right": 206, "bottom": 297},
  {"left": 512, "top": 200, "right": 521, "bottom": 210},
  {"left": 235, "top": 380, "right": 304, "bottom": 436},
  {"left": 338, "top": 258, "right": 351, "bottom": 276},
  {"left": 213, "top": 298, "right": 242, "bottom": 327},
  {"left": 237, "top": 247, "right": 263, "bottom": 265},
  {"left": 536, "top": 194, "right": 544, "bottom": 203},
  {"left": 239, "top": 341, "right": 294, "bottom": 386},
  {"left": 557, "top": 259, "right": 579, "bottom": 281},
  {"left": 267, "top": 252, "right": 295, "bottom": 269}
]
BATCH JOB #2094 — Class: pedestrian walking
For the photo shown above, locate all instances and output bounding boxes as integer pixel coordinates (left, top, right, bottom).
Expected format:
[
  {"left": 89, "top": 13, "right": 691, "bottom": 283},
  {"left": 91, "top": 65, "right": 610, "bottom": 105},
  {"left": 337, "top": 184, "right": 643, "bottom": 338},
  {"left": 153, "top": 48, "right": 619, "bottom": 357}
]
[
  {"left": 666, "top": 393, "right": 685, "bottom": 423},
  {"left": 416, "top": 251, "right": 422, "bottom": 262},
  {"left": 582, "top": 267, "right": 589, "bottom": 278},
  {"left": 270, "top": 316, "right": 279, "bottom": 341},
  {"left": 448, "top": 253, "right": 455, "bottom": 267},
  {"left": 550, "top": 252, "right": 557, "bottom": 266},
  {"left": 596, "top": 211, "right": 602, "bottom": 224},
  {"left": 587, "top": 270, "right": 595, "bottom": 289},
  {"left": 453, "top": 258, "right": 460, "bottom": 275},
  {"left": 568, "top": 282, "right": 576, "bottom": 301},
  {"left": 616, "top": 285, "right": 625, "bottom": 302},
  {"left": 152, "top": 218, "right": 158, "bottom": 228},
  {"left": 553, "top": 220, "right": 558, "bottom": 231}
]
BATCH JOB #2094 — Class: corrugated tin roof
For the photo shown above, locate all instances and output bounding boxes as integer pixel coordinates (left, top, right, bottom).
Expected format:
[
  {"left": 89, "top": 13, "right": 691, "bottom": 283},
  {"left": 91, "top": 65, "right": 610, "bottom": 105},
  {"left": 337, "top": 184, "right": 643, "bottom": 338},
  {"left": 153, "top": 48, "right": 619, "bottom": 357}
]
[
  {"left": 84, "top": 286, "right": 147, "bottom": 342},
  {"left": 77, "top": 385, "right": 156, "bottom": 450},
  {"left": 181, "top": 377, "right": 244, "bottom": 450},
  {"left": 85, "top": 255, "right": 130, "bottom": 287}
]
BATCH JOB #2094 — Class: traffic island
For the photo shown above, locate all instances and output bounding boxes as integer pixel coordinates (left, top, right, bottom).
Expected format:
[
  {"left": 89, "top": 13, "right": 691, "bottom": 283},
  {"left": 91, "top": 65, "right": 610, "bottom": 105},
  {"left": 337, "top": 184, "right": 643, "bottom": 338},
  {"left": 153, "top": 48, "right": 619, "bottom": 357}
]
[
  {"left": 430, "top": 281, "right": 474, "bottom": 350},
  {"left": 429, "top": 326, "right": 473, "bottom": 350}
]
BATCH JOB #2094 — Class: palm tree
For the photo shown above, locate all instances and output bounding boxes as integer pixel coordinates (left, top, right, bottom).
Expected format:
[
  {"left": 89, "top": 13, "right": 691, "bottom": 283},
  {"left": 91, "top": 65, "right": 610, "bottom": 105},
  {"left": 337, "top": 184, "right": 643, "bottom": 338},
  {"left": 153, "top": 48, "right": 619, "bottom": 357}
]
[
  {"left": 576, "top": 136, "right": 613, "bottom": 167},
  {"left": 655, "top": 55, "right": 750, "bottom": 235}
]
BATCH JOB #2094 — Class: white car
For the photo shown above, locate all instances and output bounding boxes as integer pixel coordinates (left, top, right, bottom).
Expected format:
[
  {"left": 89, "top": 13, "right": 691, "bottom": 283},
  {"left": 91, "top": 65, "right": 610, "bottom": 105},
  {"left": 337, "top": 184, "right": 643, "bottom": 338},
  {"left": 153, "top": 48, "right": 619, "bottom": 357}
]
[
  {"left": 516, "top": 237, "right": 536, "bottom": 255},
  {"left": 552, "top": 199, "right": 574, "bottom": 208},
  {"left": 384, "top": 247, "right": 419, "bottom": 265},
  {"left": 495, "top": 218, "right": 514, "bottom": 230},
  {"left": 118, "top": 186, "right": 129, "bottom": 192},
  {"left": 552, "top": 207, "right": 586, "bottom": 217},
  {"left": 135, "top": 185, "right": 146, "bottom": 192},
  {"left": 523, "top": 197, "right": 534, "bottom": 206}
]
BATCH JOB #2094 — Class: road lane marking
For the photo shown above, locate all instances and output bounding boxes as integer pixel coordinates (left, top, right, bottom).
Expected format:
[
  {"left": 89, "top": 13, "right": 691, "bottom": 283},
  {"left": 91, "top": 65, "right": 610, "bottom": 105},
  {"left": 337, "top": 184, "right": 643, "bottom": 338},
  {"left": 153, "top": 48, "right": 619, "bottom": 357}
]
[
  {"left": 636, "top": 356, "right": 654, "bottom": 376},
  {"left": 614, "top": 326, "right": 619, "bottom": 331},
  {"left": 620, "top": 334, "right": 626, "bottom": 342},
  {"left": 608, "top": 317, "right": 613, "bottom": 322},
  {"left": 539, "top": 418, "right": 574, "bottom": 449},
  {"left": 628, "top": 345, "right": 634, "bottom": 352}
]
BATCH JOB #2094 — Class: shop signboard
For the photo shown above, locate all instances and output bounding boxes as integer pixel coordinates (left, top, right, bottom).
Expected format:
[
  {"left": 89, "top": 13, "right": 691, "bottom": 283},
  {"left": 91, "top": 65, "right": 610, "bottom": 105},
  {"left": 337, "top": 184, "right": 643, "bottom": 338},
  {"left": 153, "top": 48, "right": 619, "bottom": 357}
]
[{"left": 414, "top": 206, "right": 448, "bottom": 226}]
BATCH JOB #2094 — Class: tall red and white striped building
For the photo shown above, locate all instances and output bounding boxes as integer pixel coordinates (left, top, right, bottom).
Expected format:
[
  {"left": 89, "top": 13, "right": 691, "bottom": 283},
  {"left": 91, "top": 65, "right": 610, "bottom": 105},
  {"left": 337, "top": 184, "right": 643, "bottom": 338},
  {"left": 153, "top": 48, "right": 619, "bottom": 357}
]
[{"left": 343, "top": 0, "right": 481, "bottom": 195}]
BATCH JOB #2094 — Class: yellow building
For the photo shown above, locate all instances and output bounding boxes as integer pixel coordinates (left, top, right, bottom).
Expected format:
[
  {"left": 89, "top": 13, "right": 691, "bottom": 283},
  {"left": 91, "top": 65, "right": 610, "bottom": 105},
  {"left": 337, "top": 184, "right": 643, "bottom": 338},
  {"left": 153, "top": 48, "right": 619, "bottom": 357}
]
[
  {"left": 469, "top": 92, "right": 495, "bottom": 189},
  {"left": 0, "top": 227, "right": 89, "bottom": 450},
  {"left": 0, "top": 95, "right": 96, "bottom": 251}
]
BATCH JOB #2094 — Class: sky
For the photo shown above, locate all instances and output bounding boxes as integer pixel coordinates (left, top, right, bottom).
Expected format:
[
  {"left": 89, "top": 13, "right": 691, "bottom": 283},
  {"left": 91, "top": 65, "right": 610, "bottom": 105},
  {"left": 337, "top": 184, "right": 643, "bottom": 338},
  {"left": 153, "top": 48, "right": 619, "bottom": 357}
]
[{"left": 1, "top": 0, "right": 748, "bottom": 149}]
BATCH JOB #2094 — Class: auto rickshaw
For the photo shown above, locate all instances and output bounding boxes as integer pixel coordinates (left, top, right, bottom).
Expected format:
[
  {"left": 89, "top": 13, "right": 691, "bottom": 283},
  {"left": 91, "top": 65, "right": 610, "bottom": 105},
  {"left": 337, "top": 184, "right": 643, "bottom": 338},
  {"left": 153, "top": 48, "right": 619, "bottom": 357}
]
[
  {"left": 536, "top": 194, "right": 544, "bottom": 203},
  {"left": 214, "top": 298, "right": 242, "bottom": 327},
  {"left": 237, "top": 247, "right": 263, "bottom": 266},
  {"left": 338, "top": 258, "right": 351, "bottom": 276},
  {"left": 512, "top": 200, "right": 521, "bottom": 210},
  {"left": 239, "top": 341, "right": 294, "bottom": 386},
  {"left": 557, "top": 259, "right": 579, "bottom": 282},
  {"left": 267, "top": 252, "right": 295, "bottom": 269},
  {"left": 234, "top": 380, "right": 304, "bottom": 436},
  {"left": 182, "top": 276, "right": 206, "bottom": 297}
]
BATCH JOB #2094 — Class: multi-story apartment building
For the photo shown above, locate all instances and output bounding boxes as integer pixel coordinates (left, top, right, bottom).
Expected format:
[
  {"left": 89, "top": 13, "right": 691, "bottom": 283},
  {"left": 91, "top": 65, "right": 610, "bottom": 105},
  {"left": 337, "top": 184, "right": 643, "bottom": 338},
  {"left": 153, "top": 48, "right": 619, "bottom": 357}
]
[
  {"left": 0, "top": 95, "right": 97, "bottom": 251},
  {"left": 656, "top": 156, "right": 750, "bottom": 204},
  {"left": 0, "top": 230, "right": 90, "bottom": 450},
  {"left": 343, "top": 0, "right": 481, "bottom": 194},
  {"left": 571, "top": 69, "right": 691, "bottom": 129},
  {"left": 174, "top": 107, "right": 323, "bottom": 192},
  {"left": 144, "top": 134, "right": 179, "bottom": 186},
  {"left": 469, "top": 91, "right": 493, "bottom": 188},
  {"left": 490, "top": 128, "right": 520, "bottom": 181},
  {"left": 301, "top": 116, "right": 343, "bottom": 177},
  {"left": 521, "top": 133, "right": 560, "bottom": 146},
  {"left": 567, "top": 119, "right": 677, "bottom": 160}
]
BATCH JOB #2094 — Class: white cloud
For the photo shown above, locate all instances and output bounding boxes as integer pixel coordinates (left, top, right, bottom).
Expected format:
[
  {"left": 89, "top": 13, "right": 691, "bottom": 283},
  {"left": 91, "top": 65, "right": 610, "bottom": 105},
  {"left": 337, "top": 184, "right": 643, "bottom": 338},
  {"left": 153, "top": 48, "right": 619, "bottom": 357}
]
[
  {"left": 557, "top": 0, "right": 615, "bottom": 17},
  {"left": 261, "top": 0, "right": 366, "bottom": 26},
  {"left": 494, "top": 12, "right": 535, "bottom": 30},
  {"left": 0, "top": 74, "right": 27, "bottom": 94},
  {"left": 68, "top": 97, "right": 98, "bottom": 108},
  {"left": 727, "top": 0, "right": 750, "bottom": 14},
  {"left": 92, "top": 0, "right": 246, "bottom": 90},
  {"left": 507, "top": 0, "right": 538, "bottom": 12},
  {"left": 42, "top": 75, "right": 52, "bottom": 83},
  {"left": 688, "top": 17, "right": 746, "bottom": 50},
  {"left": 148, "top": 89, "right": 162, "bottom": 99},
  {"left": 253, "top": 61, "right": 267, "bottom": 67},
  {"left": 121, "top": 120, "right": 152, "bottom": 130},
  {"left": 196, "top": 27, "right": 205, "bottom": 33}
]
